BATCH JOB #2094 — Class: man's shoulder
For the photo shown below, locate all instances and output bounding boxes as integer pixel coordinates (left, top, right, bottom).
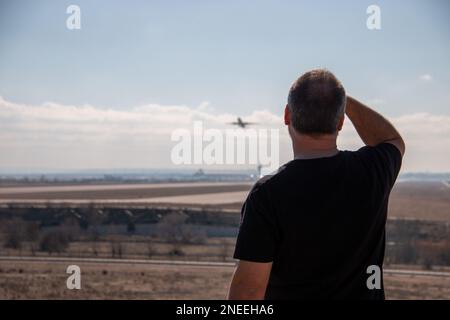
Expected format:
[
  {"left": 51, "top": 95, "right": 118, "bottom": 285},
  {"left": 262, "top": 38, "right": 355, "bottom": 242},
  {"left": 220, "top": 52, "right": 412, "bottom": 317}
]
[{"left": 250, "top": 164, "right": 290, "bottom": 194}]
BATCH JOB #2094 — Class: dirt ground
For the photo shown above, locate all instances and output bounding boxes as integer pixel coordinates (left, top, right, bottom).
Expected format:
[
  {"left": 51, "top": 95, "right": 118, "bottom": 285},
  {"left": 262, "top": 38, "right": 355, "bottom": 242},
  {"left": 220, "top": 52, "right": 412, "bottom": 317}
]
[
  {"left": 0, "top": 180, "right": 448, "bottom": 299},
  {"left": 0, "top": 260, "right": 232, "bottom": 300},
  {"left": 1, "top": 181, "right": 448, "bottom": 221},
  {"left": 0, "top": 260, "right": 449, "bottom": 300}
]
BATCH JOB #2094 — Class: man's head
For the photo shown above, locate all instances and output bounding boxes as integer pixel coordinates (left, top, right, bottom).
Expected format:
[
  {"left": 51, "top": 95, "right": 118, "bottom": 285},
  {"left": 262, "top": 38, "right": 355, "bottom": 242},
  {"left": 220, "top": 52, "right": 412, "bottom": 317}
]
[{"left": 285, "top": 69, "right": 346, "bottom": 136}]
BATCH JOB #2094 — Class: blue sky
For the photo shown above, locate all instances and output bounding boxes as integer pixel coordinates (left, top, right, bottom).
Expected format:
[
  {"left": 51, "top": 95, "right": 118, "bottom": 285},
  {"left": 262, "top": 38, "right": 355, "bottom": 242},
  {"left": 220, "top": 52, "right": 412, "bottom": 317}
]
[
  {"left": 0, "top": 0, "right": 449, "bottom": 172},
  {"left": 1, "top": 0, "right": 449, "bottom": 115}
]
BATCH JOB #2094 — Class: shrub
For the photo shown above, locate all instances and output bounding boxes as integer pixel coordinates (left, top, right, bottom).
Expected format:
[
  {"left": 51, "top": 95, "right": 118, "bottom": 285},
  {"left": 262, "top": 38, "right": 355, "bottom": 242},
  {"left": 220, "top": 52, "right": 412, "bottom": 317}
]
[{"left": 39, "top": 231, "right": 70, "bottom": 254}]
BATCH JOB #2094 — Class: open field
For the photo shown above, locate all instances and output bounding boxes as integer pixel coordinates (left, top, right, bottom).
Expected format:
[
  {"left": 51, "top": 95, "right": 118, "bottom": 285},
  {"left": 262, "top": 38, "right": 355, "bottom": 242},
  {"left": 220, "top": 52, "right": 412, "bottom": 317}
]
[
  {"left": 0, "top": 182, "right": 252, "bottom": 201},
  {"left": 0, "top": 180, "right": 449, "bottom": 221},
  {"left": 0, "top": 259, "right": 449, "bottom": 300},
  {"left": 0, "top": 259, "right": 232, "bottom": 299},
  {"left": 0, "top": 180, "right": 448, "bottom": 299},
  {"left": 388, "top": 181, "right": 450, "bottom": 221}
]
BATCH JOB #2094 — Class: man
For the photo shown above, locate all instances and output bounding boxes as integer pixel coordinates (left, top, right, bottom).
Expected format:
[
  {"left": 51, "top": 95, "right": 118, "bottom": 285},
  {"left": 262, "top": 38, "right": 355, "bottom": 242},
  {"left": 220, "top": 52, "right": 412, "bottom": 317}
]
[{"left": 228, "top": 69, "right": 405, "bottom": 300}]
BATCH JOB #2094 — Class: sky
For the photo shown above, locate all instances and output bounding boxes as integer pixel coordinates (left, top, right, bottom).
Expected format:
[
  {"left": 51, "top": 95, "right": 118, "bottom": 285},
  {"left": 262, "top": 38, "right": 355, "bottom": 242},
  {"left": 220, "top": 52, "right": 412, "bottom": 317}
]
[{"left": 0, "top": 0, "right": 449, "bottom": 173}]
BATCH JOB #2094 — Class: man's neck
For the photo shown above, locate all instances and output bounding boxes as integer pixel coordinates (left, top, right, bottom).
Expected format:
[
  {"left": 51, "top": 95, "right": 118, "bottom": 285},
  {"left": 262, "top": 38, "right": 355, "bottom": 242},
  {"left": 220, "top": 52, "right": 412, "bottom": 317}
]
[{"left": 291, "top": 131, "right": 339, "bottom": 160}]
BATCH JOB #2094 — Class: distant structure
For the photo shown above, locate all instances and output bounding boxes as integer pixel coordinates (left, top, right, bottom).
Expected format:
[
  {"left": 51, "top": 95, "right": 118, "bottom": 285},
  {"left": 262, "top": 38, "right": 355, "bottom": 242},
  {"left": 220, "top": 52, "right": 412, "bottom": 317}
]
[
  {"left": 257, "top": 164, "right": 263, "bottom": 179},
  {"left": 193, "top": 169, "right": 205, "bottom": 177}
]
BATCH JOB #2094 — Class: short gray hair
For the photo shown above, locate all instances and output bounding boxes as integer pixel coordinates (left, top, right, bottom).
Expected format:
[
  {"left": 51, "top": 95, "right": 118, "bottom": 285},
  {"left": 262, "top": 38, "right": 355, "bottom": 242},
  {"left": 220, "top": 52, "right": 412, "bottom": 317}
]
[{"left": 287, "top": 69, "right": 346, "bottom": 134}]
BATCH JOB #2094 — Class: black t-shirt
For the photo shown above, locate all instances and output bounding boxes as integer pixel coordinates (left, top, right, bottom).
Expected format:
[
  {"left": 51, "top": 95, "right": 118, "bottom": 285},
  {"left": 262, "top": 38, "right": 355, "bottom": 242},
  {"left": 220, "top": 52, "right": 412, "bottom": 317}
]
[{"left": 233, "top": 143, "right": 402, "bottom": 300}]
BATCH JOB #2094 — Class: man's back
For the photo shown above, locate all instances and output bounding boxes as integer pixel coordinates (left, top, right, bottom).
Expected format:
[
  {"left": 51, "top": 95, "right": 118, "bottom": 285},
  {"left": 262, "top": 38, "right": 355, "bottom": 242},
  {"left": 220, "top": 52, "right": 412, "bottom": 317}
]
[
  {"left": 233, "top": 143, "right": 402, "bottom": 299},
  {"left": 228, "top": 70, "right": 405, "bottom": 300}
]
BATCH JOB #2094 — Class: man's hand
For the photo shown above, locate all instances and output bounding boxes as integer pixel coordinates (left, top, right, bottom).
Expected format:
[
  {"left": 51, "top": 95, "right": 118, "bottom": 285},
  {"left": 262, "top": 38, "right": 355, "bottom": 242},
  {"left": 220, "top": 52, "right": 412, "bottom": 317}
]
[
  {"left": 228, "top": 260, "right": 272, "bottom": 300},
  {"left": 345, "top": 96, "right": 405, "bottom": 156}
]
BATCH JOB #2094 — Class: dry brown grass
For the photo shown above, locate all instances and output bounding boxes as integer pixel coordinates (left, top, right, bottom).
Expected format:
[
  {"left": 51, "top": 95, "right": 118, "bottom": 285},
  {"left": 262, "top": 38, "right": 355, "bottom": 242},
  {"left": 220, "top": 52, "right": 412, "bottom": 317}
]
[
  {"left": 0, "top": 260, "right": 449, "bottom": 300},
  {"left": 0, "top": 260, "right": 232, "bottom": 299},
  {"left": 0, "top": 237, "right": 236, "bottom": 262},
  {"left": 388, "top": 181, "right": 450, "bottom": 221}
]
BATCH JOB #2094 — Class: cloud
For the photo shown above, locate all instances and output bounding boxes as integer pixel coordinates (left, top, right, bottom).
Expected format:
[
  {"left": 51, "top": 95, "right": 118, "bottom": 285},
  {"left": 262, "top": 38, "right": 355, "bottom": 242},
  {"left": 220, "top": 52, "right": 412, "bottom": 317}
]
[
  {"left": 419, "top": 74, "right": 433, "bottom": 82},
  {"left": 0, "top": 96, "right": 449, "bottom": 172},
  {"left": 0, "top": 96, "right": 283, "bottom": 171}
]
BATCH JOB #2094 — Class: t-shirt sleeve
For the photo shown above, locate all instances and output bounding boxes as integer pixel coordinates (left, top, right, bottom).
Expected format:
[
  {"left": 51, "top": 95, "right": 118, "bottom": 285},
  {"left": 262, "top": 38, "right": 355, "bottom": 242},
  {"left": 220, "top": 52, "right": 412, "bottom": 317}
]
[
  {"left": 356, "top": 142, "right": 403, "bottom": 191},
  {"left": 233, "top": 185, "right": 277, "bottom": 262}
]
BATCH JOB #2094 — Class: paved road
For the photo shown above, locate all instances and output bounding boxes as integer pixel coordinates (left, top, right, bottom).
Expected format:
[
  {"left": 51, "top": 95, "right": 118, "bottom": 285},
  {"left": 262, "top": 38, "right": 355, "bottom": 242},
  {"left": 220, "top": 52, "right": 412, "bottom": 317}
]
[
  {"left": 0, "top": 255, "right": 236, "bottom": 268},
  {"left": 0, "top": 181, "right": 252, "bottom": 205},
  {"left": 0, "top": 182, "right": 252, "bottom": 194},
  {"left": 1, "top": 256, "right": 449, "bottom": 277}
]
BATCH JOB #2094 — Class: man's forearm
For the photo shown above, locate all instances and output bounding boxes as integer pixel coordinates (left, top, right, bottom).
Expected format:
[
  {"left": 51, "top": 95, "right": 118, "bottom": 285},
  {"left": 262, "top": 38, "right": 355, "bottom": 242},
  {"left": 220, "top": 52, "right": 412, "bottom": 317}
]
[
  {"left": 345, "top": 96, "right": 405, "bottom": 155},
  {"left": 228, "top": 261, "right": 272, "bottom": 300}
]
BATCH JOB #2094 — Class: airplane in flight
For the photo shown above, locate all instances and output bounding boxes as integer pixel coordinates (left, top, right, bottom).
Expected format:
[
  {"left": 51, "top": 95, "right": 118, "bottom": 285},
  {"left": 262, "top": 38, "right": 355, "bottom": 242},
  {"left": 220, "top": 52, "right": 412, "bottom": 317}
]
[{"left": 229, "top": 117, "right": 256, "bottom": 129}]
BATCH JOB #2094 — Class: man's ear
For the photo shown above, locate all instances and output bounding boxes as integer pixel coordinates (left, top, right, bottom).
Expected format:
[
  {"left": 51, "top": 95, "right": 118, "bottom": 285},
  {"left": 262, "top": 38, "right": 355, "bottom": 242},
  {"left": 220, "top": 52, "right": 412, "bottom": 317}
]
[
  {"left": 284, "top": 105, "right": 290, "bottom": 125},
  {"left": 337, "top": 114, "right": 345, "bottom": 131}
]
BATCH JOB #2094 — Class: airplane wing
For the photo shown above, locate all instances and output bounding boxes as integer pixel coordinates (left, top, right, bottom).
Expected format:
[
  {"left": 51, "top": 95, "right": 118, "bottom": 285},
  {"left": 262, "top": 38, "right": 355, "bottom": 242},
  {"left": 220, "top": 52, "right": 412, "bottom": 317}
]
[{"left": 227, "top": 119, "right": 258, "bottom": 127}]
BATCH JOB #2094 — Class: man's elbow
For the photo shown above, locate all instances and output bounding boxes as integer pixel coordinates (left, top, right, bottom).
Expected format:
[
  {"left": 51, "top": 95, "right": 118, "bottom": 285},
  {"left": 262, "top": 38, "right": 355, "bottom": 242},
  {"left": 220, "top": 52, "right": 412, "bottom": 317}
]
[
  {"left": 399, "top": 138, "right": 406, "bottom": 156},
  {"left": 395, "top": 137, "right": 406, "bottom": 157},
  {"left": 385, "top": 136, "right": 405, "bottom": 157}
]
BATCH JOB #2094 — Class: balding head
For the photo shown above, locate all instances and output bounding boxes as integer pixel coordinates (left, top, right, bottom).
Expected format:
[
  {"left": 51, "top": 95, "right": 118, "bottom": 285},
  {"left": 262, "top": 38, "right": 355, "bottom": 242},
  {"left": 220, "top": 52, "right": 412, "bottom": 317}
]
[{"left": 287, "top": 69, "right": 346, "bottom": 135}]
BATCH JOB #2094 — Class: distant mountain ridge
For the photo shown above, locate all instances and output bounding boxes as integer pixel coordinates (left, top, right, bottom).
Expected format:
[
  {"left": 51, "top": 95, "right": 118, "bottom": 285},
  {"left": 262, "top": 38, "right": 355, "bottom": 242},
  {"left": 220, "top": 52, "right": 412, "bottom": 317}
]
[
  {"left": 398, "top": 172, "right": 450, "bottom": 182},
  {"left": 1, "top": 170, "right": 449, "bottom": 183}
]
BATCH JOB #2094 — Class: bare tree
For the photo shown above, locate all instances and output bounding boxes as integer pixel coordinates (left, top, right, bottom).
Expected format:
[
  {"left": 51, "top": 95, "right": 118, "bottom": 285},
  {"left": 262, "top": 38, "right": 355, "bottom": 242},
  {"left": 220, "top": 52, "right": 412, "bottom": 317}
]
[
  {"left": 92, "top": 241, "right": 99, "bottom": 257},
  {"left": 82, "top": 204, "right": 103, "bottom": 257},
  {"left": 155, "top": 212, "right": 207, "bottom": 244},
  {"left": 111, "top": 240, "right": 125, "bottom": 258},
  {"left": 25, "top": 221, "right": 40, "bottom": 256},
  {"left": 147, "top": 241, "right": 156, "bottom": 259},
  {"left": 2, "top": 219, "right": 32, "bottom": 252},
  {"left": 219, "top": 238, "right": 231, "bottom": 262},
  {"left": 168, "top": 243, "right": 184, "bottom": 257},
  {"left": 61, "top": 216, "right": 80, "bottom": 242},
  {"left": 180, "top": 225, "right": 207, "bottom": 245},
  {"left": 39, "top": 230, "right": 70, "bottom": 255},
  {"left": 156, "top": 212, "right": 188, "bottom": 243}
]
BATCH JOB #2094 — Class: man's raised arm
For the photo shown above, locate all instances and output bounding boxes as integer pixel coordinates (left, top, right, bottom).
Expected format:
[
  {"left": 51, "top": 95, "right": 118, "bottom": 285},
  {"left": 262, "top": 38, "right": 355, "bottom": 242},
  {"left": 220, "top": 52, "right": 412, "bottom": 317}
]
[{"left": 345, "top": 96, "right": 405, "bottom": 156}]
